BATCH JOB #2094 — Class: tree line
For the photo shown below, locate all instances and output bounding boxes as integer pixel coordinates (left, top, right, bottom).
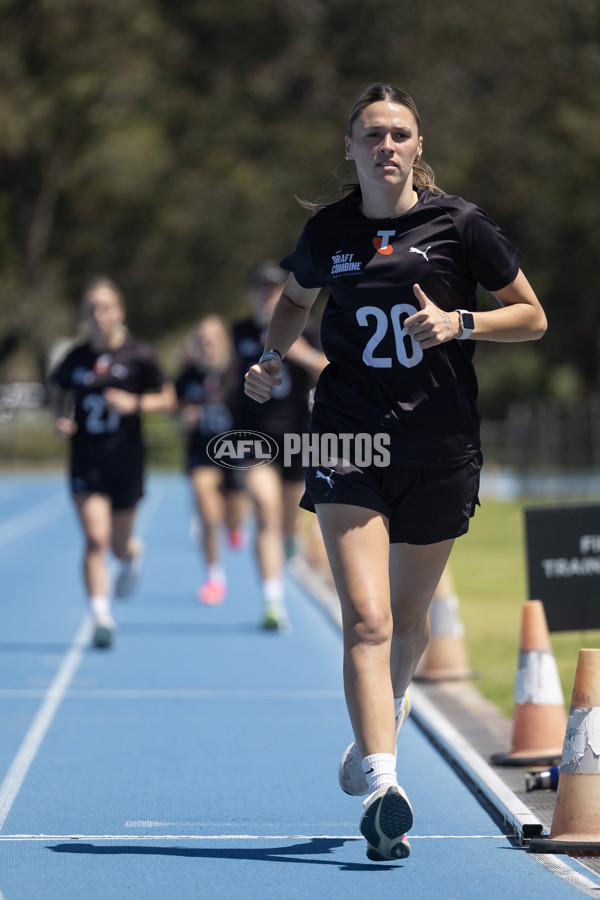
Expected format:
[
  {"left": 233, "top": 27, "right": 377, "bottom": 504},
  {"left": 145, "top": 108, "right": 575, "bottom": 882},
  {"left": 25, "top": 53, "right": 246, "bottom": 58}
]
[{"left": 0, "top": 0, "right": 599, "bottom": 418}]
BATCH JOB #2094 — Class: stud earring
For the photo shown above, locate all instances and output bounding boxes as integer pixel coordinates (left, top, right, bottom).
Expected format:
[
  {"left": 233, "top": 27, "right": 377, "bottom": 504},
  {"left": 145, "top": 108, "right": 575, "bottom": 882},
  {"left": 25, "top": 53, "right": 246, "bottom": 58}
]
[{"left": 345, "top": 155, "right": 352, "bottom": 161}]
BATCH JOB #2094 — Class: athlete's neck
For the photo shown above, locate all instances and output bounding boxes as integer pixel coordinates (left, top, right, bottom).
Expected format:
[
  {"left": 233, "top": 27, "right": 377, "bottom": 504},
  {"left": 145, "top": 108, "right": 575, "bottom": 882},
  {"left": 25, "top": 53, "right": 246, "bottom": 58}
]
[
  {"left": 91, "top": 326, "right": 127, "bottom": 353},
  {"left": 359, "top": 185, "right": 419, "bottom": 220}
]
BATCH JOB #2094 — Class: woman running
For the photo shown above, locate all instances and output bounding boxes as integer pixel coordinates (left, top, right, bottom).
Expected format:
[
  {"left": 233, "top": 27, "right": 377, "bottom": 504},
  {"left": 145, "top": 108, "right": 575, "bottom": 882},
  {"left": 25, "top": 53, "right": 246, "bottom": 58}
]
[
  {"left": 244, "top": 82, "right": 546, "bottom": 860},
  {"left": 50, "top": 277, "right": 176, "bottom": 648},
  {"left": 233, "top": 261, "right": 326, "bottom": 631},
  {"left": 175, "top": 314, "right": 247, "bottom": 605}
]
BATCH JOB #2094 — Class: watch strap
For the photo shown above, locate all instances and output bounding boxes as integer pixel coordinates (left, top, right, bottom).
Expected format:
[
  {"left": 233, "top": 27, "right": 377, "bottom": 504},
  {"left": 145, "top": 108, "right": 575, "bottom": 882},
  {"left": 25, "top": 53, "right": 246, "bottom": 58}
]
[
  {"left": 259, "top": 348, "right": 282, "bottom": 364},
  {"left": 456, "top": 310, "right": 474, "bottom": 340}
]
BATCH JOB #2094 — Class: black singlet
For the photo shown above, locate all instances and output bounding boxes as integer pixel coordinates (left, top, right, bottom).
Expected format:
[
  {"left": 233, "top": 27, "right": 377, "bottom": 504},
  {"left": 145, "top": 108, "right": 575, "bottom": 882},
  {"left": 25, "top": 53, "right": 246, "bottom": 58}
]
[
  {"left": 50, "top": 334, "right": 166, "bottom": 456},
  {"left": 232, "top": 317, "right": 322, "bottom": 435},
  {"left": 280, "top": 188, "right": 522, "bottom": 467},
  {"left": 175, "top": 363, "right": 236, "bottom": 457}
]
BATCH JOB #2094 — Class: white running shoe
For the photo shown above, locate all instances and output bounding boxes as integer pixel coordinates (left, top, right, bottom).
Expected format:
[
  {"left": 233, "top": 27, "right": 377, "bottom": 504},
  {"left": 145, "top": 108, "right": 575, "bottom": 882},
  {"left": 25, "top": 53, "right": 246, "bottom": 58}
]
[
  {"left": 115, "top": 541, "right": 145, "bottom": 598},
  {"left": 338, "top": 690, "right": 412, "bottom": 796},
  {"left": 92, "top": 615, "right": 116, "bottom": 649},
  {"left": 360, "top": 784, "right": 413, "bottom": 861}
]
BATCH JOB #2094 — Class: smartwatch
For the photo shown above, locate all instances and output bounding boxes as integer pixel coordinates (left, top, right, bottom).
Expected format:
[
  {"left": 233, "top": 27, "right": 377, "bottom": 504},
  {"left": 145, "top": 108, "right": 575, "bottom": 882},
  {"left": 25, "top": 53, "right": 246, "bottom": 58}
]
[
  {"left": 259, "top": 348, "right": 282, "bottom": 364},
  {"left": 456, "top": 310, "right": 475, "bottom": 340}
]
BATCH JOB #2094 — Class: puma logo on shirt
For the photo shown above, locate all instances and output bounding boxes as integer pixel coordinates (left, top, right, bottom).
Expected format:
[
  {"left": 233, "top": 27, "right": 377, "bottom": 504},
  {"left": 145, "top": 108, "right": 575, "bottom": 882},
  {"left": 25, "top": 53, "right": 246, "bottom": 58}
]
[{"left": 409, "top": 245, "right": 432, "bottom": 262}]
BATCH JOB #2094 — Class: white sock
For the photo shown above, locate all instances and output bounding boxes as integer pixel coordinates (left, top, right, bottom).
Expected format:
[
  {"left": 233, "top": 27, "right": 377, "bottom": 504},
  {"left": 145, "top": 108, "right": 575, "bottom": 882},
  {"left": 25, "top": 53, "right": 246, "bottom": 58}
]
[
  {"left": 207, "top": 562, "right": 226, "bottom": 584},
  {"left": 362, "top": 752, "right": 398, "bottom": 793},
  {"left": 89, "top": 595, "right": 111, "bottom": 620},
  {"left": 263, "top": 577, "right": 284, "bottom": 608}
]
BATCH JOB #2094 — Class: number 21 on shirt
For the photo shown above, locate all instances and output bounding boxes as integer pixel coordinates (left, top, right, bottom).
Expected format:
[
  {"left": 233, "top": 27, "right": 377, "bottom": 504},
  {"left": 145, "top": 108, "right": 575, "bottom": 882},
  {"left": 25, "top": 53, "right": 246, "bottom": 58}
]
[{"left": 356, "top": 303, "right": 423, "bottom": 369}]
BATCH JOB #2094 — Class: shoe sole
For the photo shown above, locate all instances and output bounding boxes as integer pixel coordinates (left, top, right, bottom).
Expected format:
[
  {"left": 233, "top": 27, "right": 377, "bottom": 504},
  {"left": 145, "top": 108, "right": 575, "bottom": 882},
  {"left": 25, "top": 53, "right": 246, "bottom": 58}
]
[
  {"left": 360, "top": 786, "right": 413, "bottom": 861},
  {"left": 93, "top": 623, "right": 114, "bottom": 649},
  {"left": 261, "top": 617, "right": 289, "bottom": 633},
  {"left": 261, "top": 606, "right": 290, "bottom": 632}
]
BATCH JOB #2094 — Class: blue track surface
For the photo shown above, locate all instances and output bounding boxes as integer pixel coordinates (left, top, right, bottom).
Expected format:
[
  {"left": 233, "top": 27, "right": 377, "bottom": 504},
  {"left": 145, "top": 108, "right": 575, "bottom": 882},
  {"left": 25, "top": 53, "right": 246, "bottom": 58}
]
[{"left": 1, "top": 472, "right": 598, "bottom": 899}]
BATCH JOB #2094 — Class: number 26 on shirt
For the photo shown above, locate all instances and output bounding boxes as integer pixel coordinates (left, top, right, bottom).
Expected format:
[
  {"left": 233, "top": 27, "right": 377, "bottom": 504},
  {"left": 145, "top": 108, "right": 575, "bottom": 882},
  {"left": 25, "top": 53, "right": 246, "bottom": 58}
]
[{"left": 356, "top": 303, "right": 423, "bottom": 369}]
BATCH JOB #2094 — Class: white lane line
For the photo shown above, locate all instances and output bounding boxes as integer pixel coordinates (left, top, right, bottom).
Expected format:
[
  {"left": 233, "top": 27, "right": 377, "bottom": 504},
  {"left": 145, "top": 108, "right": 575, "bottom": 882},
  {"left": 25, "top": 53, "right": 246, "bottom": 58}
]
[
  {"left": 533, "top": 855, "right": 600, "bottom": 898},
  {"left": 0, "top": 833, "right": 513, "bottom": 841},
  {"left": 123, "top": 820, "right": 358, "bottom": 828},
  {"left": 0, "top": 689, "right": 345, "bottom": 700},
  {"left": 0, "top": 616, "right": 93, "bottom": 831},
  {"left": 0, "top": 479, "right": 169, "bottom": 831},
  {"left": 0, "top": 492, "right": 68, "bottom": 549}
]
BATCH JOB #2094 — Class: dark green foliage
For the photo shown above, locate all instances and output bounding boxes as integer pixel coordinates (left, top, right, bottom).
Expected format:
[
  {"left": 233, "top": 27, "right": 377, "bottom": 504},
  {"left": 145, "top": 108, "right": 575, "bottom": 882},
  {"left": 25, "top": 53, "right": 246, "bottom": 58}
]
[{"left": 1, "top": 0, "right": 599, "bottom": 413}]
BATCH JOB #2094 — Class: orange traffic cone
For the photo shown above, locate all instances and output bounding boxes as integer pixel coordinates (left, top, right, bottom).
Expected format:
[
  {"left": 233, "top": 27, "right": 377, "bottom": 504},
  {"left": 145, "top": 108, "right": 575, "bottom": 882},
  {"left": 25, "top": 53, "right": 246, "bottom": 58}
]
[
  {"left": 414, "top": 565, "right": 472, "bottom": 681},
  {"left": 491, "top": 600, "right": 566, "bottom": 767},
  {"left": 530, "top": 649, "right": 600, "bottom": 855}
]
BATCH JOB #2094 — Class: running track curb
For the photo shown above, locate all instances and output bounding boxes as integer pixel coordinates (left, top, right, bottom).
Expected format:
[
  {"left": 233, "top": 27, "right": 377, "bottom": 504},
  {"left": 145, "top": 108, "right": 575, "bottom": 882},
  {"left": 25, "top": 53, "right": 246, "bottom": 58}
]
[{"left": 287, "top": 555, "right": 544, "bottom": 846}]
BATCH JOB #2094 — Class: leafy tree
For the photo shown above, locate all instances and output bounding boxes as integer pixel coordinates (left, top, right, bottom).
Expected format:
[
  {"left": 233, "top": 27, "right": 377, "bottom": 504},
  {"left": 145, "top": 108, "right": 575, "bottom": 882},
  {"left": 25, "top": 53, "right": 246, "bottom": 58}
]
[{"left": 0, "top": 0, "right": 598, "bottom": 420}]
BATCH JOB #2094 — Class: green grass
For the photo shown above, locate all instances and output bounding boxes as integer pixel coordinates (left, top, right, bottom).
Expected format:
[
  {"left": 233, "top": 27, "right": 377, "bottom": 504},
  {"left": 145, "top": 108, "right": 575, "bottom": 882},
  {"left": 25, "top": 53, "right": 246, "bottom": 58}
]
[
  {"left": 0, "top": 410, "right": 183, "bottom": 469},
  {"left": 451, "top": 500, "right": 600, "bottom": 718}
]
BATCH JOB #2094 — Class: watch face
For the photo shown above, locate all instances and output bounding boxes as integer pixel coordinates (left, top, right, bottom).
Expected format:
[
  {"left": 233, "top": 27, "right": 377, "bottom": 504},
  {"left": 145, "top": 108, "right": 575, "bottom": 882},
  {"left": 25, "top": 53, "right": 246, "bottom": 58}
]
[{"left": 462, "top": 312, "right": 475, "bottom": 331}]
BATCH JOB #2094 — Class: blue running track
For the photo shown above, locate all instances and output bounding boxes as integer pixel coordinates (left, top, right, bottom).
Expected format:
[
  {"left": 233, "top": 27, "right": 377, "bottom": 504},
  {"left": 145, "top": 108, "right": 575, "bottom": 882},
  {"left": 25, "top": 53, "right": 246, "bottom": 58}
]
[{"left": 1, "top": 472, "right": 599, "bottom": 899}]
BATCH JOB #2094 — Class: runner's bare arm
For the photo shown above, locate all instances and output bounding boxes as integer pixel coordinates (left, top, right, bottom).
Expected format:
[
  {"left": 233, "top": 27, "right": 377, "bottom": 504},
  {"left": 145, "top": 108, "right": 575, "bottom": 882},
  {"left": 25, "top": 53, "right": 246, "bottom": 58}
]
[
  {"left": 244, "top": 275, "right": 322, "bottom": 403},
  {"left": 405, "top": 269, "right": 546, "bottom": 349},
  {"left": 48, "top": 384, "right": 77, "bottom": 436},
  {"left": 104, "top": 382, "right": 177, "bottom": 415},
  {"left": 263, "top": 274, "right": 322, "bottom": 358}
]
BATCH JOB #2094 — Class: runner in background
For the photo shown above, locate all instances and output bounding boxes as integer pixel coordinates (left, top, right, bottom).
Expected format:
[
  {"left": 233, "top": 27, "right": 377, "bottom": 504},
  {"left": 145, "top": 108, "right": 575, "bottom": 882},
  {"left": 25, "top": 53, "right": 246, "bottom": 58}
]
[
  {"left": 49, "top": 277, "right": 176, "bottom": 648},
  {"left": 175, "top": 314, "right": 248, "bottom": 605},
  {"left": 233, "top": 261, "right": 327, "bottom": 631}
]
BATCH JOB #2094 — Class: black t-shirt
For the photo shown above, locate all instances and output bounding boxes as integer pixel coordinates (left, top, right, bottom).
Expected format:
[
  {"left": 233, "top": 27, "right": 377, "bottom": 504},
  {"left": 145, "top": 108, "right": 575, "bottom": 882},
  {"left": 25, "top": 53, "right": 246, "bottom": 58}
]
[
  {"left": 232, "top": 317, "right": 322, "bottom": 435},
  {"left": 280, "top": 188, "right": 522, "bottom": 467},
  {"left": 175, "top": 363, "right": 236, "bottom": 450},
  {"left": 50, "top": 334, "right": 165, "bottom": 455}
]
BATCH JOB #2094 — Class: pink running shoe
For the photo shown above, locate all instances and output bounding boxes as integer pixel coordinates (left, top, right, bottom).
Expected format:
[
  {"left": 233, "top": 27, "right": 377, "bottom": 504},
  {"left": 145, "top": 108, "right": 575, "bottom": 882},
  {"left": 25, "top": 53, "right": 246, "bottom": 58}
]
[{"left": 198, "top": 580, "right": 226, "bottom": 605}]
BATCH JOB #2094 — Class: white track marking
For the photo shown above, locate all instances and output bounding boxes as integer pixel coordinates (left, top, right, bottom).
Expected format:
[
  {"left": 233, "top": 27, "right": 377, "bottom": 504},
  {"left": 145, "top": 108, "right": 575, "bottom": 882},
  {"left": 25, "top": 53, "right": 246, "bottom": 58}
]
[
  {"left": 0, "top": 833, "right": 512, "bottom": 841},
  {"left": 533, "top": 855, "right": 600, "bottom": 898},
  {"left": 0, "top": 492, "right": 67, "bottom": 549},
  {"left": 0, "top": 689, "right": 344, "bottom": 700},
  {"left": 0, "top": 616, "right": 92, "bottom": 830},
  {"left": 0, "top": 478, "right": 167, "bottom": 831}
]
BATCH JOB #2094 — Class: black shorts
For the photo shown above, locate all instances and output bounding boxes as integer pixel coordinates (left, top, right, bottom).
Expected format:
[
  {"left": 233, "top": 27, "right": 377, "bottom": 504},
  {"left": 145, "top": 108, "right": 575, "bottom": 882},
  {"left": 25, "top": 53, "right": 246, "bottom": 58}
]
[
  {"left": 300, "top": 452, "right": 482, "bottom": 544},
  {"left": 70, "top": 449, "right": 145, "bottom": 511},
  {"left": 186, "top": 435, "right": 212, "bottom": 472}
]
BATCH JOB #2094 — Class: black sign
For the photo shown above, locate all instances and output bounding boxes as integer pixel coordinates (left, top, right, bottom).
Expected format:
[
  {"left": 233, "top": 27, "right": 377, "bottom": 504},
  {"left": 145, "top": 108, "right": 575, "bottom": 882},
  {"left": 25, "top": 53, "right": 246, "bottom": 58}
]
[{"left": 524, "top": 503, "right": 600, "bottom": 632}]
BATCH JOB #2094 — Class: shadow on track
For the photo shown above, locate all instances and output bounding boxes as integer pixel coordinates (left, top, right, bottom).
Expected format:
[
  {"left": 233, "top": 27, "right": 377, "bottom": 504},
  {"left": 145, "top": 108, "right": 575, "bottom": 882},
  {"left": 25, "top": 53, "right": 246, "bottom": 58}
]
[
  {"left": 0, "top": 641, "right": 75, "bottom": 655},
  {"left": 48, "top": 838, "right": 401, "bottom": 872},
  {"left": 117, "top": 622, "right": 260, "bottom": 637}
]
